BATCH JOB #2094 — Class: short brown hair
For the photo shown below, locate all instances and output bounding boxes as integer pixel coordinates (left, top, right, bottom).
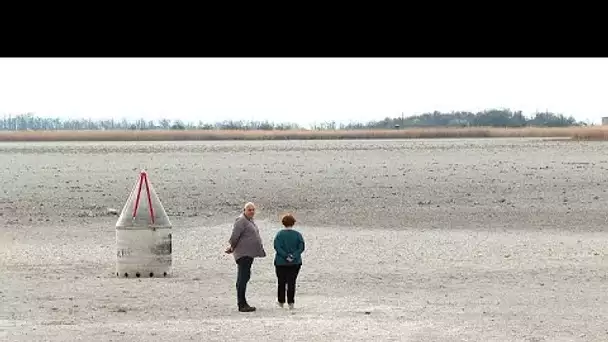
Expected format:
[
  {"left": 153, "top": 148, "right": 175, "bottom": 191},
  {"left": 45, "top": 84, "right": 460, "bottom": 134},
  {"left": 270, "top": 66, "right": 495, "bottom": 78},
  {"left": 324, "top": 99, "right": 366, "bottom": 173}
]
[{"left": 281, "top": 214, "right": 296, "bottom": 227}]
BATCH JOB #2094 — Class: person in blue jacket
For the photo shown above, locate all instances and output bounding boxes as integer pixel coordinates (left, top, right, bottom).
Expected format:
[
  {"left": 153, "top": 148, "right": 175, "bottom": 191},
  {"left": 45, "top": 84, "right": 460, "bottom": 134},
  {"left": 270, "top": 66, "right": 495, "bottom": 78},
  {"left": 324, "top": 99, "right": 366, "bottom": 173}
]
[{"left": 273, "top": 213, "right": 305, "bottom": 309}]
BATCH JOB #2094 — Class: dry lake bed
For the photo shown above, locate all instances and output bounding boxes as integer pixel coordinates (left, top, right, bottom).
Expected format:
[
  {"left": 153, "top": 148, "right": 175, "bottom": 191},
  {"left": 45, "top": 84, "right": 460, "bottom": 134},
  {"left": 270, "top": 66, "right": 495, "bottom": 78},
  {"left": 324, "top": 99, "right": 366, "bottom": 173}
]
[{"left": 1, "top": 138, "right": 608, "bottom": 341}]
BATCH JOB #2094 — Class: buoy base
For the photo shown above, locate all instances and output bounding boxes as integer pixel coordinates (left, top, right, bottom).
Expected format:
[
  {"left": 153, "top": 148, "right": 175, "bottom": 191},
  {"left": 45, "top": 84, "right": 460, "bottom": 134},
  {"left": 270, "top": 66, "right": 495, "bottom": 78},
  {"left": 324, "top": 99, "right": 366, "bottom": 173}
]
[
  {"left": 115, "top": 228, "right": 172, "bottom": 279},
  {"left": 116, "top": 269, "right": 170, "bottom": 278}
]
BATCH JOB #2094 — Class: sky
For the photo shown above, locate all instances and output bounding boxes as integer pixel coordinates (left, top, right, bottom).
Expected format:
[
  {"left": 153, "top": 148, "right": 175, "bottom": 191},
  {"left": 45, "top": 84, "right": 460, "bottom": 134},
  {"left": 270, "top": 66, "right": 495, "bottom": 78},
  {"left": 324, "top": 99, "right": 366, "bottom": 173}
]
[{"left": 0, "top": 57, "right": 606, "bottom": 127}]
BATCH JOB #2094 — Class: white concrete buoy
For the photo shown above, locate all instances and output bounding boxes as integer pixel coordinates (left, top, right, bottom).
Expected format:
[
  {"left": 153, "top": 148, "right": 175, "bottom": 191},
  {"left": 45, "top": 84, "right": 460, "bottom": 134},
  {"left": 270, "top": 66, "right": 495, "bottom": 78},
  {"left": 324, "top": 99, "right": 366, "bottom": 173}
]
[{"left": 115, "top": 170, "right": 172, "bottom": 278}]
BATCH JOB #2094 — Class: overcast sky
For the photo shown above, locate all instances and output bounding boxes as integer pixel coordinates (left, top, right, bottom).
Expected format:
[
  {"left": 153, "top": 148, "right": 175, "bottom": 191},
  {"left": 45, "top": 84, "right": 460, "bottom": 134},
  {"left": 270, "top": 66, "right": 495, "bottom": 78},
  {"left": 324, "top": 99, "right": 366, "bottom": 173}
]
[{"left": 0, "top": 58, "right": 606, "bottom": 127}]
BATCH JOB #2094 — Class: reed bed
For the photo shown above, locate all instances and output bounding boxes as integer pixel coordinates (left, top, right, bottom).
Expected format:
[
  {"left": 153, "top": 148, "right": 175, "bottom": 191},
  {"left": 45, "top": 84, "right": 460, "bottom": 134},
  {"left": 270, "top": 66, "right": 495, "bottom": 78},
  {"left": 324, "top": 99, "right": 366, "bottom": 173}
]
[
  {"left": 0, "top": 126, "right": 604, "bottom": 141},
  {"left": 569, "top": 126, "right": 608, "bottom": 140}
]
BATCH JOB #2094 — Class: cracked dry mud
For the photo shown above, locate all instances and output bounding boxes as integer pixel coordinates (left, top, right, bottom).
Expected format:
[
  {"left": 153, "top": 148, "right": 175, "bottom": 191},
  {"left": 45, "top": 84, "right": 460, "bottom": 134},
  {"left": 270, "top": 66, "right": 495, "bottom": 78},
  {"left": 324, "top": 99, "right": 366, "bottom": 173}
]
[{"left": 1, "top": 138, "right": 608, "bottom": 341}]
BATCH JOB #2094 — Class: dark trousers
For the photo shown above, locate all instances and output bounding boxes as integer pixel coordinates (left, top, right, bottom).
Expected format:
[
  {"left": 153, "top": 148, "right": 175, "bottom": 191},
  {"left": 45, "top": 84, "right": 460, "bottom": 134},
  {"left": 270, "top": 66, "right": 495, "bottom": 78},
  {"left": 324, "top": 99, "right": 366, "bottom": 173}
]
[
  {"left": 236, "top": 256, "right": 254, "bottom": 307},
  {"left": 275, "top": 264, "right": 302, "bottom": 304}
]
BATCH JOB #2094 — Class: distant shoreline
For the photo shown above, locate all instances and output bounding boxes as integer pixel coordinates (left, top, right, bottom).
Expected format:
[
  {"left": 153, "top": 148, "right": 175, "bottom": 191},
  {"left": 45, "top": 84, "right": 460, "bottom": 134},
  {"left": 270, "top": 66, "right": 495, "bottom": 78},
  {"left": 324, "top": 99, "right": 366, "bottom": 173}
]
[{"left": 0, "top": 127, "right": 607, "bottom": 142}]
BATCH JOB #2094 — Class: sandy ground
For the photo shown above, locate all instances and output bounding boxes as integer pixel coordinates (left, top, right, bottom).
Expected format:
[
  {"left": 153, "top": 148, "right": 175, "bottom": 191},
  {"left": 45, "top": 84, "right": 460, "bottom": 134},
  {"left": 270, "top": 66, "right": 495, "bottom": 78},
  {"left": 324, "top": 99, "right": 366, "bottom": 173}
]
[{"left": 1, "top": 138, "right": 608, "bottom": 341}]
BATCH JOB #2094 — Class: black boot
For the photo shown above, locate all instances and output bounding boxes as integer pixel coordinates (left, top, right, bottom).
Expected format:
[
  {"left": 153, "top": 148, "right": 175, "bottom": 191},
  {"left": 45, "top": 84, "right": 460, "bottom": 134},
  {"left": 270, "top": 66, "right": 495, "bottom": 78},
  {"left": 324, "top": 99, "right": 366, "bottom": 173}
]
[{"left": 238, "top": 303, "right": 256, "bottom": 312}]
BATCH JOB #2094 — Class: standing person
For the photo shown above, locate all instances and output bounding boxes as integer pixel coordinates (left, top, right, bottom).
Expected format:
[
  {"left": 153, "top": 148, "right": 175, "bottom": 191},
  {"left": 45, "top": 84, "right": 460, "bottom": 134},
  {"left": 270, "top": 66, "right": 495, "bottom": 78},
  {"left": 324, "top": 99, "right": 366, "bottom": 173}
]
[
  {"left": 225, "top": 202, "right": 266, "bottom": 312},
  {"left": 273, "top": 213, "right": 305, "bottom": 309}
]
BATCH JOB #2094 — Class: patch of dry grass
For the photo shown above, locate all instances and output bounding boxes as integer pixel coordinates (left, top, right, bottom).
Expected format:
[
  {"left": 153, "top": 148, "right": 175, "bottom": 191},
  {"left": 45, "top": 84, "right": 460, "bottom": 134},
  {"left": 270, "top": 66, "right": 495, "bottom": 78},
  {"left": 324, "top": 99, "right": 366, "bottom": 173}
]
[
  {"left": 0, "top": 126, "right": 602, "bottom": 141},
  {"left": 569, "top": 126, "right": 608, "bottom": 140}
]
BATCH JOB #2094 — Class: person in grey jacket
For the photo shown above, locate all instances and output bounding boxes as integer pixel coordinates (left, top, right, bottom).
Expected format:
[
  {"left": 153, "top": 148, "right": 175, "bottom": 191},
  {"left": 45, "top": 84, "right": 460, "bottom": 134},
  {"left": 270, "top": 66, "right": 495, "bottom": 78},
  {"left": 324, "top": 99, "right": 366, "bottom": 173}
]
[{"left": 225, "top": 202, "right": 266, "bottom": 312}]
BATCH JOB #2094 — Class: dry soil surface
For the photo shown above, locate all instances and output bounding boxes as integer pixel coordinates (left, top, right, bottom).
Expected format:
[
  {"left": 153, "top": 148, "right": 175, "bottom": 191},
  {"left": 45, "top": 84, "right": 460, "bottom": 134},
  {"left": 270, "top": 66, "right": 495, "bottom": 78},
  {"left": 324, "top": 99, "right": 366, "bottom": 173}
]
[{"left": 1, "top": 138, "right": 608, "bottom": 341}]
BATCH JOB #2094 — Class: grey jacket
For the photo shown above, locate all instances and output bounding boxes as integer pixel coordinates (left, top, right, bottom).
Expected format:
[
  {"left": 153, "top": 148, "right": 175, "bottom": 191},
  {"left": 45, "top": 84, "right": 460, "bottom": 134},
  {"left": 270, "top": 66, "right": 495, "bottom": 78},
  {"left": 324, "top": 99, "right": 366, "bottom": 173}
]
[{"left": 229, "top": 214, "right": 266, "bottom": 261}]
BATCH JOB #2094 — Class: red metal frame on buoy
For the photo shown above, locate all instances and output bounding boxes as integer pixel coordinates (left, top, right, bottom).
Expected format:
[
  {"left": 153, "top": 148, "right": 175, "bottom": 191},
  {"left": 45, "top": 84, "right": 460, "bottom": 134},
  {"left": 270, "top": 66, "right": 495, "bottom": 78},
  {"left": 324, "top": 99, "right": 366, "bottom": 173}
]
[{"left": 132, "top": 170, "right": 155, "bottom": 224}]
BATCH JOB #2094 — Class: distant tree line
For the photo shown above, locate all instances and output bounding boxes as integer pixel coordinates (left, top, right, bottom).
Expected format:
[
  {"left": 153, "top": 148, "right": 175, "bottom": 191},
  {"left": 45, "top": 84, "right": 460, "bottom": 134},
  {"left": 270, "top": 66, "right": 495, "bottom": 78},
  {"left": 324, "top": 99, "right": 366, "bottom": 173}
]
[
  {"left": 0, "top": 113, "right": 303, "bottom": 131},
  {"left": 339, "top": 109, "right": 584, "bottom": 130},
  {"left": 0, "top": 109, "right": 586, "bottom": 131}
]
